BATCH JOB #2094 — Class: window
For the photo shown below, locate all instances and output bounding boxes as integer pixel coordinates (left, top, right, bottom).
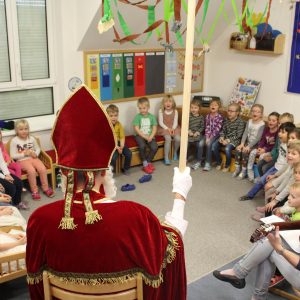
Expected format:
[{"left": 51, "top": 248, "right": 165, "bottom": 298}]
[{"left": 0, "top": 0, "right": 54, "bottom": 121}]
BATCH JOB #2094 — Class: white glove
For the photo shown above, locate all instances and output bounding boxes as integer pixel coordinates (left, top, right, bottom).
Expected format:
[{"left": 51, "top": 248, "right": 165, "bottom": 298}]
[{"left": 172, "top": 167, "right": 192, "bottom": 199}]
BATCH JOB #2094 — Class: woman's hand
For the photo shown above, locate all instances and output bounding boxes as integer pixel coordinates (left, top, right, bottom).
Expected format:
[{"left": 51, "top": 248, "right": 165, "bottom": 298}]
[
  {"left": 0, "top": 193, "right": 12, "bottom": 203},
  {"left": 4, "top": 174, "right": 14, "bottom": 183},
  {"left": 267, "top": 226, "right": 283, "bottom": 253},
  {"left": 0, "top": 206, "right": 13, "bottom": 216},
  {"left": 0, "top": 183, "right": 4, "bottom": 193}
]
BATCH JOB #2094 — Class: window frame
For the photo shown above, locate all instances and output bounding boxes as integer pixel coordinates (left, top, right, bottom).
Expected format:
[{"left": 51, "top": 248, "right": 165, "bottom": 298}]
[{"left": 0, "top": 0, "right": 57, "bottom": 126}]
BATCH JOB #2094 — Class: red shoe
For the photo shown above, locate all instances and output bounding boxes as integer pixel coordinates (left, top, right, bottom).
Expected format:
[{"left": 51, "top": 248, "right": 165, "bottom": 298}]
[
  {"left": 148, "top": 163, "right": 155, "bottom": 171},
  {"left": 142, "top": 165, "right": 153, "bottom": 174},
  {"left": 269, "top": 275, "right": 285, "bottom": 288},
  {"left": 32, "top": 192, "right": 41, "bottom": 200},
  {"left": 44, "top": 188, "right": 55, "bottom": 198}
]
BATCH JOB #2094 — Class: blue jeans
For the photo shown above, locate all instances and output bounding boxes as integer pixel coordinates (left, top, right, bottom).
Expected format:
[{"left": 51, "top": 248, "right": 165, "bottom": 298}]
[
  {"left": 233, "top": 238, "right": 300, "bottom": 300},
  {"left": 111, "top": 146, "right": 132, "bottom": 171},
  {"left": 247, "top": 166, "right": 277, "bottom": 198},
  {"left": 188, "top": 136, "right": 205, "bottom": 162},
  {"left": 199, "top": 136, "right": 219, "bottom": 165},
  {"left": 212, "top": 141, "right": 235, "bottom": 168},
  {"left": 257, "top": 159, "right": 274, "bottom": 176}
]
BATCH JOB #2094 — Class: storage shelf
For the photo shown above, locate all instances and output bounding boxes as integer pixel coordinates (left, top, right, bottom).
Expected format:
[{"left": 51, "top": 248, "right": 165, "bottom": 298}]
[{"left": 230, "top": 34, "right": 285, "bottom": 56}]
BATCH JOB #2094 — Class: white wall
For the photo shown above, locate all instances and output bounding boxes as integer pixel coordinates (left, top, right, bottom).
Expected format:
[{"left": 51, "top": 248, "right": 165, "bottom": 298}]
[
  {"left": 204, "top": 1, "right": 300, "bottom": 122},
  {"left": 5, "top": 1, "right": 298, "bottom": 150}
]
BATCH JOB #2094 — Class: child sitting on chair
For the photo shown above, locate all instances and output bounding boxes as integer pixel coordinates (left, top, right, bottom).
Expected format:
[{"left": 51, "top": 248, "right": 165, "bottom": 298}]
[
  {"left": 10, "top": 119, "right": 54, "bottom": 200},
  {"left": 246, "top": 112, "right": 280, "bottom": 182},
  {"left": 212, "top": 103, "right": 245, "bottom": 172},
  {"left": 0, "top": 129, "right": 22, "bottom": 179},
  {"left": 199, "top": 99, "right": 223, "bottom": 171},
  {"left": 233, "top": 104, "right": 265, "bottom": 179},
  {"left": 157, "top": 95, "right": 181, "bottom": 165},
  {"left": 188, "top": 98, "right": 205, "bottom": 170},
  {"left": 133, "top": 97, "right": 158, "bottom": 174},
  {"left": 106, "top": 104, "right": 132, "bottom": 175}
]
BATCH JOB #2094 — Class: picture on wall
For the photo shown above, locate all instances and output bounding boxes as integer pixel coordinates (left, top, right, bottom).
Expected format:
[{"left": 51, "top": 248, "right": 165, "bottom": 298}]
[{"left": 229, "top": 77, "right": 261, "bottom": 116}]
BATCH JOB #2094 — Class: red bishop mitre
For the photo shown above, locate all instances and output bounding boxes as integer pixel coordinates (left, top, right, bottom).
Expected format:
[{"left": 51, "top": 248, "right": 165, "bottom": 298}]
[
  {"left": 51, "top": 85, "right": 117, "bottom": 230},
  {"left": 52, "top": 85, "right": 117, "bottom": 170}
]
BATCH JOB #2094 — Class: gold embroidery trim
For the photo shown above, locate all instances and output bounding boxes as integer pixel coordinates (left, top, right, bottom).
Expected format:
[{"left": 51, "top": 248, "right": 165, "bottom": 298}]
[{"left": 27, "top": 230, "right": 180, "bottom": 288}]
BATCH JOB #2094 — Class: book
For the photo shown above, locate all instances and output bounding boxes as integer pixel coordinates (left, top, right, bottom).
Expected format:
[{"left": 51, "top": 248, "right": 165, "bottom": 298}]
[
  {"left": 260, "top": 215, "right": 300, "bottom": 253},
  {"left": 229, "top": 77, "right": 261, "bottom": 116}
]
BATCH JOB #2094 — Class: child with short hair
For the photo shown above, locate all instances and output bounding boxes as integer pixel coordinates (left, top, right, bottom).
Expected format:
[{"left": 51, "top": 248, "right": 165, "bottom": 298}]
[
  {"left": 212, "top": 103, "right": 245, "bottom": 172},
  {"left": 188, "top": 99, "right": 205, "bottom": 170},
  {"left": 106, "top": 104, "right": 132, "bottom": 175},
  {"left": 289, "top": 127, "right": 300, "bottom": 142},
  {"left": 0, "top": 129, "right": 22, "bottom": 179},
  {"left": 251, "top": 141, "right": 300, "bottom": 219},
  {"left": 233, "top": 104, "right": 265, "bottom": 179},
  {"left": 10, "top": 119, "right": 54, "bottom": 200},
  {"left": 133, "top": 97, "right": 158, "bottom": 174},
  {"left": 247, "top": 112, "right": 280, "bottom": 182},
  {"left": 199, "top": 99, "right": 223, "bottom": 171},
  {"left": 257, "top": 113, "right": 294, "bottom": 177},
  {"left": 272, "top": 162, "right": 300, "bottom": 218},
  {"left": 240, "top": 122, "right": 296, "bottom": 201},
  {"left": 157, "top": 95, "right": 181, "bottom": 165}
]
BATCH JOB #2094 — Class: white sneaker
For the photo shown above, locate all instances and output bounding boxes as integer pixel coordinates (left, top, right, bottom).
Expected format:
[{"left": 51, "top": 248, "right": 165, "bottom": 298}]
[
  {"left": 238, "top": 170, "right": 247, "bottom": 180},
  {"left": 222, "top": 167, "right": 230, "bottom": 173},
  {"left": 216, "top": 165, "right": 222, "bottom": 171},
  {"left": 191, "top": 161, "right": 201, "bottom": 170},
  {"left": 232, "top": 166, "right": 241, "bottom": 177}
]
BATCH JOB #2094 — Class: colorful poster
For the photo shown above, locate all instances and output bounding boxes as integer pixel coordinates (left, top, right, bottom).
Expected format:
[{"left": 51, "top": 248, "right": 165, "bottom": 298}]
[
  {"left": 229, "top": 77, "right": 261, "bottom": 116},
  {"left": 175, "top": 50, "right": 204, "bottom": 93},
  {"left": 145, "top": 52, "right": 165, "bottom": 95},
  {"left": 112, "top": 54, "right": 124, "bottom": 99},
  {"left": 287, "top": 2, "right": 300, "bottom": 94},
  {"left": 123, "top": 53, "right": 134, "bottom": 98},
  {"left": 86, "top": 54, "right": 100, "bottom": 99},
  {"left": 165, "top": 51, "right": 177, "bottom": 93},
  {"left": 134, "top": 53, "right": 146, "bottom": 97},
  {"left": 100, "top": 54, "right": 112, "bottom": 101}
]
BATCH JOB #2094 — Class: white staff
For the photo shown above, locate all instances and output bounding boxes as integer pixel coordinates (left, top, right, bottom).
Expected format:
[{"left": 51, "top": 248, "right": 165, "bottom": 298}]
[{"left": 179, "top": 0, "right": 196, "bottom": 172}]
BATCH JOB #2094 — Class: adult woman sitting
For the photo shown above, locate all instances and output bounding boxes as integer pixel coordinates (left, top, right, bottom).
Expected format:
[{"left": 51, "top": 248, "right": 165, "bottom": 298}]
[{"left": 213, "top": 224, "right": 300, "bottom": 300}]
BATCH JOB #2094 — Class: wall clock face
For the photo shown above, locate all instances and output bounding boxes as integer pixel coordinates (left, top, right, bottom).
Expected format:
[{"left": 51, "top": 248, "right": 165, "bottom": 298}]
[{"left": 68, "top": 77, "right": 82, "bottom": 92}]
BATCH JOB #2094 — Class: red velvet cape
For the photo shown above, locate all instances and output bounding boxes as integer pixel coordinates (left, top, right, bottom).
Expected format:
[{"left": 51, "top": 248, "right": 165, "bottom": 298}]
[{"left": 26, "top": 192, "right": 186, "bottom": 300}]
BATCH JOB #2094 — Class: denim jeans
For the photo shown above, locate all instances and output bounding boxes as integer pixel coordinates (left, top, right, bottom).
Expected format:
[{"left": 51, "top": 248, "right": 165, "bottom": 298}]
[
  {"left": 212, "top": 141, "right": 235, "bottom": 168},
  {"left": 233, "top": 238, "right": 300, "bottom": 300},
  {"left": 257, "top": 159, "right": 275, "bottom": 176},
  {"left": 134, "top": 135, "right": 158, "bottom": 162},
  {"left": 187, "top": 136, "right": 204, "bottom": 162},
  {"left": 247, "top": 166, "right": 277, "bottom": 198},
  {"left": 110, "top": 145, "right": 132, "bottom": 171},
  {"left": 199, "top": 136, "right": 219, "bottom": 165}
]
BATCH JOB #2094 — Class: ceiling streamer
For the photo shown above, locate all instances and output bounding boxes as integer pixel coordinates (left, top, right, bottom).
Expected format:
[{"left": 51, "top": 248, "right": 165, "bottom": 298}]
[{"left": 98, "top": 0, "right": 272, "bottom": 48}]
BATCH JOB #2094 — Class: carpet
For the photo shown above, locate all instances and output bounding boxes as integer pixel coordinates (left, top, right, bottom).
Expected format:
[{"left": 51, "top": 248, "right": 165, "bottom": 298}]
[{"left": 187, "top": 257, "right": 292, "bottom": 300}]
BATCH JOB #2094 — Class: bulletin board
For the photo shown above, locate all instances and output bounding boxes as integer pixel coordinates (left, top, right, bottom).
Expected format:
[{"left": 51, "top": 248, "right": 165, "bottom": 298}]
[{"left": 84, "top": 48, "right": 204, "bottom": 103}]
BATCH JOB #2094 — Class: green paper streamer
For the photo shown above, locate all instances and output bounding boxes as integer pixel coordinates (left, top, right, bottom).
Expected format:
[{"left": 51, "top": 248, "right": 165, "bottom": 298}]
[{"left": 197, "top": 0, "right": 210, "bottom": 37}]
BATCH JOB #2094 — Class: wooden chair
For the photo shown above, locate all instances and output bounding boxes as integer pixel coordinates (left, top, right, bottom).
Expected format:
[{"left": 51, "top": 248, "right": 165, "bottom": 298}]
[
  {"left": 0, "top": 252, "right": 26, "bottom": 283},
  {"left": 43, "top": 271, "right": 143, "bottom": 300},
  {"left": 270, "top": 287, "right": 300, "bottom": 300},
  {"left": 5, "top": 136, "right": 56, "bottom": 190}
]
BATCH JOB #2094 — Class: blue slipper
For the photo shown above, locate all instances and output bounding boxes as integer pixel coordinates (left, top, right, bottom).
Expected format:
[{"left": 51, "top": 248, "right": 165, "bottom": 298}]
[
  {"left": 121, "top": 184, "right": 136, "bottom": 192},
  {"left": 139, "top": 174, "right": 152, "bottom": 183}
]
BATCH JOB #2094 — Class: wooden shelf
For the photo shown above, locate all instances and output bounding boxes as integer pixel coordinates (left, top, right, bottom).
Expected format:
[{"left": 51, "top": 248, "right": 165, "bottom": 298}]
[{"left": 230, "top": 34, "right": 285, "bottom": 56}]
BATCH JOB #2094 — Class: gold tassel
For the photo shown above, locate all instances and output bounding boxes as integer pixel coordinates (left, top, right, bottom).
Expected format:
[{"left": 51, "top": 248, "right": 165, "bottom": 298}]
[
  {"left": 98, "top": 18, "right": 115, "bottom": 34},
  {"left": 85, "top": 210, "right": 102, "bottom": 224},
  {"left": 27, "top": 273, "right": 43, "bottom": 285},
  {"left": 59, "top": 217, "right": 77, "bottom": 230}
]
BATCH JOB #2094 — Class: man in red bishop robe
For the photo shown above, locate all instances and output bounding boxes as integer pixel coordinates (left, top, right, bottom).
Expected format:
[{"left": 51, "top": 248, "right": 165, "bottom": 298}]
[{"left": 26, "top": 85, "right": 192, "bottom": 300}]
